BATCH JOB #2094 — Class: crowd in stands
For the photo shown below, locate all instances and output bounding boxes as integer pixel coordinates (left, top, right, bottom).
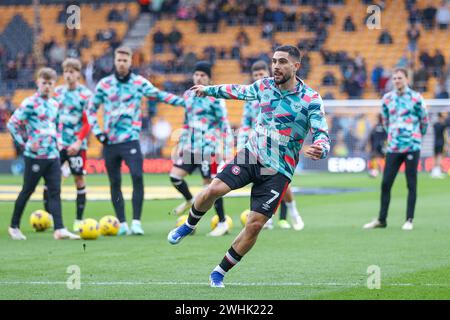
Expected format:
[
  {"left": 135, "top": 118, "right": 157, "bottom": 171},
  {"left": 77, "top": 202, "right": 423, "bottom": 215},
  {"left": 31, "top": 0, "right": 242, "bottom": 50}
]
[{"left": 1, "top": 0, "right": 450, "bottom": 133}]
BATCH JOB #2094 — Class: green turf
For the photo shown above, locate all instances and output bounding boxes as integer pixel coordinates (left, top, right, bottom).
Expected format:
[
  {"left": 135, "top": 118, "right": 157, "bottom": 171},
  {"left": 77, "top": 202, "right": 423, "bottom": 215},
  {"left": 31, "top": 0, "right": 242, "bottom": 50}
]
[{"left": 0, "top": 172, "right": 449, "bottom": 300}]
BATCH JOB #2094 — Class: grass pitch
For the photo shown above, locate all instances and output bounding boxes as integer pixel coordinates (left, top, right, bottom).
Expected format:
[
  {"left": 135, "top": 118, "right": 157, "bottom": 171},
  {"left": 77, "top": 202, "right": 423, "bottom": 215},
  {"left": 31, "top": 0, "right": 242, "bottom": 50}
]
[{"left": 0, "top": 172, "right": 449, "bottom": 300}]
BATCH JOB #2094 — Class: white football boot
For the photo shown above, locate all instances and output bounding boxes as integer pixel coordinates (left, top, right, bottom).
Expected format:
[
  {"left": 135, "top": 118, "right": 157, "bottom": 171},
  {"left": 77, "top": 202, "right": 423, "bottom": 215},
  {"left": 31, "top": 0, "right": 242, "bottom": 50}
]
[
  {"left": 54, "top": 228, "right": 81, "bottom": 240},
  {"left": 402, "top": 220, "right": 414, "bottom": 231},
  {"left": 8, "top": 227, "right": 26, "bottom": 240}
]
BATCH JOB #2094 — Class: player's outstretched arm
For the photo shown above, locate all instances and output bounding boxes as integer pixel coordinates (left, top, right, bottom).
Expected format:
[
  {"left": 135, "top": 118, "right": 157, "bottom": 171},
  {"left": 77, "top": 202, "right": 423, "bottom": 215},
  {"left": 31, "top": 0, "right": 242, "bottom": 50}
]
[
  {"left": 142, "top": 78, "right": 185, "bottom": 107},
  {"left": 190, "top": 80, "right": 261, "bottom": 101},
  {"left": 304, "top": 95, "right": 331, "bottom": 160}
]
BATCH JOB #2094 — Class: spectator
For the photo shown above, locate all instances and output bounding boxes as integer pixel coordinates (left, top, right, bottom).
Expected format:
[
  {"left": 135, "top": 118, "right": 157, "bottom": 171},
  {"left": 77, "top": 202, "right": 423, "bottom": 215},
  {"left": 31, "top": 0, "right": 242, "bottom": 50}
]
[
  {"left": 396, "top": 50, "right": 409, "bottom": 68},
  {"left": 371, "top": 63, "right": 384, "bottom": 92},
  {"left": 344, "top": 76, "right": 363, "bottom": 99},
  {"left": 167, "top": 26, "right": 183, "bottom": 46},
  {"left": 419, "top": 49, "right": 433, "bottom": 69},
  {"left": 422, "top": 1, "right": 437, "bottom": 29},
  {"left": 231, "top": 41, "right": 241, "bottom": 59},
  {"left": 262, "top": 7, "right": 274, "bottom": 23},
  {"left": 436, "top": 1, "right": 450, "bottom": 29},
  {"left": 2, "top": 94, "right": 15, "bottom": 114},
  {"left": 322, "top": 72, "right": 337, "bottom": 86},
  {"left": 406, "top": 23, "right": 420, "bottom": 53},
  {"left": 322, "top": 92, "right": 335, "bottom": 100},
  {"left": 84, "top": 58, "right": 95, "bottom": 91},
  {"left": 4, "top": 60, "right": 18, "bottom": 80},
  {"left": 182, "top": 49, "right": 198, "bottom": 71},
  {"left": 203, "top": 46, "right": 217, "bottom": 64},
  {"left": 408, "top": 3, "right": 421, "bottom": 25},
  {"left": 153, "top": 29, "right": 166, "bottom": 53},
  {"left": 108, "top": 7, "right": 122, "bottom": 22},
  {"left": 343, "top": 15, "right": 356, "bottom": 31},
  {"left": 262, "top": 22, "right": 274, "bottom": 39},
  {"left": 432, "top": 49, "right": 446, "bottom": 77},
  {"left": 378, "top": 29, "right": 393, "bottom": 44},
  {"left": 43, "top": 37, "right": 56, "bottom": 60},
  {"left": 285, "top": 8, "right": 297, "bottom": 31},
  {"left": 245, "top": 2, "right": 259, "bottom": 25},
  {"left": 171, "top": 43, "right": 184, "bottom": 58},
  {"left": 273, "top": 7, "right": 286, "bottom": 31},
  {"left": 0, "top": 103, "right": 9, "bottom": 132},
  {"left": 204, "top": 3, "right": 221, "bottom": 32},
  {"left": 236, "top": 29, "right": 250, "bottom": 46},
  {"left": 315, "top": 22, "right": 328, "bottom": 46},
  {"left": 79, "top": 34, "right": 91, "bottom": 49},
  {"left": 413, "top": 62, "right": 429, "bottom": 92},
  {"left": 138, "top": 0, "right": 151, "bottom": 13},
  {"left": 434, "top": 76, "right": 450, "bottom": 98}
]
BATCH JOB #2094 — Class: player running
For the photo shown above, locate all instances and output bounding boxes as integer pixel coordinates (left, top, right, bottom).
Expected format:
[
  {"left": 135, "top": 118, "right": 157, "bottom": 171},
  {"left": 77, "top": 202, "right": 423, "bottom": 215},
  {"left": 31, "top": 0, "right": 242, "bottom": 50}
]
[
  {"left": 239, "top": 60, "right": 304, "bottom": 231},
  {"left": 169, "top": 61, "right": 233, "bottom": 237},
  {"left": 87, "top": 46, "right": 185, "bottom": 236},
  {"left": 7, "top": 67, "right": 80, "bottom": 240},
  {"left": 167, "top": 45, "right": 330, "bottom": 287},
  {"left": 43, "top": 58, "right": 92, "bottom": 232},
  {"left": 364, "top": 68, "right": 428, "bottom": 231}
]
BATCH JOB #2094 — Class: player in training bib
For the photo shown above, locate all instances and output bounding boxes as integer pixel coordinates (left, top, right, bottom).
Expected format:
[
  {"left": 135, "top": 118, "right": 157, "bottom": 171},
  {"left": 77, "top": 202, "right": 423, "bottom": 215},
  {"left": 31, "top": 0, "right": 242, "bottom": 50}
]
[
  {"left": 168, "top": 46, "right": 330, "bottom": 287},
  {"left": 364, "top": 68, "right": 428, "bottom": 231},
  {"left": 238, "top": 60, "right": 304, "bottom": 231},
  {"left": 169, "top": 61, "right": 233, "bottom": 237},
  {"left": 7, "top": 68, "right": 80, "bottom": 240},
  {"left": 43, "top": 58, "right": 92, "bottom": 232},
  {"left": 87, "top": 46, "right": 185, "bottom": 236}
]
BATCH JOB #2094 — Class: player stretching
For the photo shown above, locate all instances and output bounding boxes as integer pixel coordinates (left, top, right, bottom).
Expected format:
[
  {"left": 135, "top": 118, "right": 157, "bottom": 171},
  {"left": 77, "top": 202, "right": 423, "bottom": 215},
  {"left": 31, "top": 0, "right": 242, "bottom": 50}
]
[
  {"left": 87, "top": 46, "right": 184, "bottom": 236},
  {"left": 7, "top": 68, "right": 80, "bottom": 240},
  {"left": 238, "top": 60, "right": 304, "bottom": 231},
  {"left": 43, "top": 58, "right": 92, "bottom": 232},
  {"left": 168, "top": 46, "right": 330, "bottom": 287},
  {"left": 364, "top": 68, "right": 428, "bottom": 231},
  {"left": 169, "top": 61, "right": 233, "bottom": 237}
]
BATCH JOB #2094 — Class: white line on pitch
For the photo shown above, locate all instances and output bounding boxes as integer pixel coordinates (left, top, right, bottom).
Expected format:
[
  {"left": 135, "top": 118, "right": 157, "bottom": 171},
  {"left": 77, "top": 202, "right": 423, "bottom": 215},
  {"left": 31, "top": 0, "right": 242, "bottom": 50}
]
[{"left": 0, "top": 281, "right": 448, "bottom": 287}]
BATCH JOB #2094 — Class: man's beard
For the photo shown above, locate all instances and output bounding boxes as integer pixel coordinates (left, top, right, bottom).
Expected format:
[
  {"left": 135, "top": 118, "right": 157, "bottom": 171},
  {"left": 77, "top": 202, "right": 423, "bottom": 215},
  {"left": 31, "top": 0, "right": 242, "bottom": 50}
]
[{"left": 275, "top": 73, "right": 291, "bottom": 85}]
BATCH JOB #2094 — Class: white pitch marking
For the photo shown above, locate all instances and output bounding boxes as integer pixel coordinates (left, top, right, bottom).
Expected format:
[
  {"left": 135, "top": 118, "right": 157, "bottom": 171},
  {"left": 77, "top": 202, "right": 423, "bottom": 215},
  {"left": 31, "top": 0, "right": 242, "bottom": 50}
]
[{"left": 0, "top": 281, "right": 448, "bottom": 287}]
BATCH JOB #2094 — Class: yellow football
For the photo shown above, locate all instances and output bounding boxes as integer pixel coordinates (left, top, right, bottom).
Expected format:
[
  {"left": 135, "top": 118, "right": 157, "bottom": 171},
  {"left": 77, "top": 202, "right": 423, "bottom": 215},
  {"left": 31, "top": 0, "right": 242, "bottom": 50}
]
[
  {"left": 240, "top": 209, "right": 251, "bottom": 227},
  {"left": 79, "top": 218, "right": 100, "bottom": 240},
  {"left": 29, "top": 210, "right": 52, "bottom": 232},
  {"left": 99, "top": 215, "right": 120, "bottom": 236},
  {"left": 211, "top": 215, "right": 233, "bottom": 230}
]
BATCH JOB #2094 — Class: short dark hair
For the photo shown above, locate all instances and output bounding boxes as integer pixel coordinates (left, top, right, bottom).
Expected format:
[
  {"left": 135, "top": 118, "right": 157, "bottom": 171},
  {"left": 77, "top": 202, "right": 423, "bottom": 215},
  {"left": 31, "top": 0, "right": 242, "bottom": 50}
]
[
  {"left": 251, "top": 60, "right": 269, "bottom": 72},
  {"left": 393, "top": 67, "right": 408, "bottom": 77},
  {"left": 274, "top": 45, "right": 301, "bottom": 63}
]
